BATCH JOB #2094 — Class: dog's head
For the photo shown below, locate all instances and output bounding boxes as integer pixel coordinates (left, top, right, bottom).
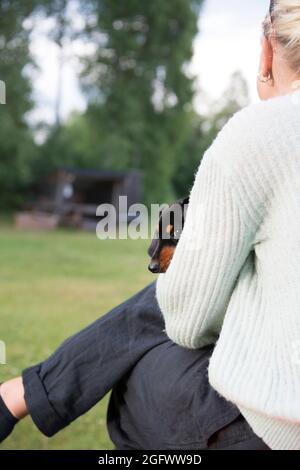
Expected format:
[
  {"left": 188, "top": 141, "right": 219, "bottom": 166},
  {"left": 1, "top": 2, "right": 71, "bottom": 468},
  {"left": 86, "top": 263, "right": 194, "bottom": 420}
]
[{"left": 148, "top": 197, "right": 189, "bottom": 273}]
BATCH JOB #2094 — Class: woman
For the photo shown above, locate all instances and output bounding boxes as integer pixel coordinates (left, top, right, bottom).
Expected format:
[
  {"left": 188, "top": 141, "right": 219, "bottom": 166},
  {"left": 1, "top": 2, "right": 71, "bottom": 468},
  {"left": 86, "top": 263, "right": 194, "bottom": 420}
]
[{"left": 1, "top": 0, "right": 300, "bottom": 450}]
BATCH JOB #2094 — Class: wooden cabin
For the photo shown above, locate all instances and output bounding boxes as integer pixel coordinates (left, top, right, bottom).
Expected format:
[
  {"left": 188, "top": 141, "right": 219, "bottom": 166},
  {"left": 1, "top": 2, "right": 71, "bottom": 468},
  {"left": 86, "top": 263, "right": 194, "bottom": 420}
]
[{"left": 16, "top": 167, "right": 143, "bottom": 230}]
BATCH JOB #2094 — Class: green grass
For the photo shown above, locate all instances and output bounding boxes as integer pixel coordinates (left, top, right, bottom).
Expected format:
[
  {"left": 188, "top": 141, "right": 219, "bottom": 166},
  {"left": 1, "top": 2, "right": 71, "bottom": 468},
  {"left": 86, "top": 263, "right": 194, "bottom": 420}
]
[{"left": 0, "top": 223, "right": 153, "bottom": 449}]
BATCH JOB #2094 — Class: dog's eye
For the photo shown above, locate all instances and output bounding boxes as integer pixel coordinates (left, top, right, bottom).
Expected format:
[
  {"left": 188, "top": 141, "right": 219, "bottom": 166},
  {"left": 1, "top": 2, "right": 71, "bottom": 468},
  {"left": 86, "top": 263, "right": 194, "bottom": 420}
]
[{"left": 173, "top": 228, "right": 182, "bottom": 239}]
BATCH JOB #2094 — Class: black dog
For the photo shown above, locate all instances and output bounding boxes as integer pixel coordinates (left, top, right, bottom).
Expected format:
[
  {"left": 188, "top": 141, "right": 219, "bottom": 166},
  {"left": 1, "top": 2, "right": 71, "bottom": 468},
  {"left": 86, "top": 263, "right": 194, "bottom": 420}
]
[{"left": 148, "top": 197, "right": 189, "bottom": 273}]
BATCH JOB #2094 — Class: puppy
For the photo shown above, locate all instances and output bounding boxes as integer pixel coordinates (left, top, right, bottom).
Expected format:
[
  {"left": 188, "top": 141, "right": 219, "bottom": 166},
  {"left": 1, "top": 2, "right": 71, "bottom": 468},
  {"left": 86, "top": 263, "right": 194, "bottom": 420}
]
[{"left": 148, "top": 197, "right": 189, "bottom": 273}]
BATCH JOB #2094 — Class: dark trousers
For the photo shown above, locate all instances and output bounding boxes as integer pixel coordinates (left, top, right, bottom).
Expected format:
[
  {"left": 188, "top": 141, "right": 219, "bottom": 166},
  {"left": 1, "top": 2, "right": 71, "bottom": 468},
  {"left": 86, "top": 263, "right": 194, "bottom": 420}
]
[{"left": 22, "top": 282, "right": 269, "bottom": 450}]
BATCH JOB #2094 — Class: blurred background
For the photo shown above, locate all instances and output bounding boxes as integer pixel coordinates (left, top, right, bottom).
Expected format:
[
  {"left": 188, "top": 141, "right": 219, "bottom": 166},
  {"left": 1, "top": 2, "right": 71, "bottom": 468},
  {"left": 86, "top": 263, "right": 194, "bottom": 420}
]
[{"left": 0, "top": 0, "right": 269, "bottom": 449}]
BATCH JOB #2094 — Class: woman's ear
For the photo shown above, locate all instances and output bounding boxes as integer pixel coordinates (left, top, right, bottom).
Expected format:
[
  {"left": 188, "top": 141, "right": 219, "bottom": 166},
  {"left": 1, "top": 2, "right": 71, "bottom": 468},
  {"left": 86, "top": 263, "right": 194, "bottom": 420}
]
[
  {"left": 257, "top": 36, "right": 275, "bottom": 100},
  {"left": 260, "top": 35, "right": 274, "bottom": 77}
]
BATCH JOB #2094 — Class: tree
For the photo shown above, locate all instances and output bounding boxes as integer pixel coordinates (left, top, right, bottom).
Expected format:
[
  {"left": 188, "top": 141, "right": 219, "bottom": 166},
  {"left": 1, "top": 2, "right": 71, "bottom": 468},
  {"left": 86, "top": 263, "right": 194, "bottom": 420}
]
[
  {"left": 207, "top": 71, "right": 250, "bottom": 132},
  {"left": 40, "top": 4, "right": 249, "bottom": 206},
  {"left": 0, "top": 0, "right": 38, "bottom": 208},
  {"left": 73, "top": 0, "right": 204, "bottom": 204},
  {"left": 172, "top": 71, "right": 250, "bottom": 198}
]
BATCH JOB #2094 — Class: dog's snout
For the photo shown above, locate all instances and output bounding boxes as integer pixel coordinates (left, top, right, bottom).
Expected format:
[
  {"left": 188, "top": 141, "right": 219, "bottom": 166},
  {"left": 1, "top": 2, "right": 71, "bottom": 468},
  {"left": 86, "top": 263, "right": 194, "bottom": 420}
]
[{"left": 148, "top": 261, "right": 160, "bottom": 273}]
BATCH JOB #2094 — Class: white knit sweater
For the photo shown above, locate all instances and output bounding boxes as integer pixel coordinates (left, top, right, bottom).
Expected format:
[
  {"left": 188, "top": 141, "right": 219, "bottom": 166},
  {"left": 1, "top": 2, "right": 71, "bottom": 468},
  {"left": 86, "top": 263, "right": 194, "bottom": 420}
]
[{"left": 156, "top": 91, "right": 300, "bottom": 450}]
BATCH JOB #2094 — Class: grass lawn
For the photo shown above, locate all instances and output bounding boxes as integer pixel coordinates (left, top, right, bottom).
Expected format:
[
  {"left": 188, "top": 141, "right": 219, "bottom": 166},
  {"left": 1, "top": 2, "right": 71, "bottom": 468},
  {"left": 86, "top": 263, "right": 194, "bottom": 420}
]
[{"left": 0, "top": 223, "right": 153, "bottom": 449}]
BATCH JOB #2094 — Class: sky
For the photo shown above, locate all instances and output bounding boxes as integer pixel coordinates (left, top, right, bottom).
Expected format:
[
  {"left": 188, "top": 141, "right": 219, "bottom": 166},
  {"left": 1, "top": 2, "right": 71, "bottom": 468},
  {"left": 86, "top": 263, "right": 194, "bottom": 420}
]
[{"left": 29, "top": 0, "right": 271, "bottom": 125}]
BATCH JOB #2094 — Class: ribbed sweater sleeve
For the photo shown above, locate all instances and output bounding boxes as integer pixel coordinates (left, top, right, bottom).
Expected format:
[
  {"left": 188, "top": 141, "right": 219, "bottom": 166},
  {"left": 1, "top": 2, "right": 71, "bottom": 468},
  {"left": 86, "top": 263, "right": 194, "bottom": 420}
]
[{"left": 156, "top": 111, "right": 262, "bottom": 349}]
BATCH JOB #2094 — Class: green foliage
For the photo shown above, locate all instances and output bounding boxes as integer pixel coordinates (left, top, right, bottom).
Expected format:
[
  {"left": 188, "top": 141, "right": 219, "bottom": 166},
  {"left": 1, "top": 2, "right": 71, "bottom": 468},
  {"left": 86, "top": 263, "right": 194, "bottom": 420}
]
[
  {"left": 41, "top": 2, "right": 250, "bottom": 205},
  {"left": 0, "top": 0, "right": 250, "bottom": 208},
  {"left": 207, "top": 71, "right": 250, "bottom": 132},
  {"left": 59, "top": 0, "right": 204, "bottom": 204},
  {"left": 0, "top": 0, "right": 38, "bottom": 208},
  {"left": 172, "top": 72, "right": 250, "bottom": 197},
  {"left": 0, "top": 115, "right": 38, "bottom": 207},
  {"left": 41, "top": 71, "right": 250, "bottom": 205},
  {"left": 171, "top": 111, "right": 207, "bottom": 199}
]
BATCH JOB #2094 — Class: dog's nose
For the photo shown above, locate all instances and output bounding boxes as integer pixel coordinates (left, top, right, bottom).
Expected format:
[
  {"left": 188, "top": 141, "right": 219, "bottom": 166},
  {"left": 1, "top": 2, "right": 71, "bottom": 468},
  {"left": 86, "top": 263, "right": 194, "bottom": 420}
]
[{"left": 148, "top": 261, "right": 160, "bottom": 273}]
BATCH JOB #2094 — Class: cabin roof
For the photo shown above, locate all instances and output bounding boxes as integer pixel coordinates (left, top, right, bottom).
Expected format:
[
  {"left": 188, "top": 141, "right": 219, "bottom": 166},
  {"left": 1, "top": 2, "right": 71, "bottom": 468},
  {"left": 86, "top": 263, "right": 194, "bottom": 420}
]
[{"left": 56, "top": 167, "right": 136, "bottom": 181}]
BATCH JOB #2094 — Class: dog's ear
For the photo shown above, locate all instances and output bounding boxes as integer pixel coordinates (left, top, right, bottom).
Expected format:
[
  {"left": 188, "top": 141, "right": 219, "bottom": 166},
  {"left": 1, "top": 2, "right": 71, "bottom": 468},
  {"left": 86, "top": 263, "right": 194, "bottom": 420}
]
[
  {"left": 174, "top": 196, "right": 189, "bottom": 205},
  {"left": 179, "top": 196, "right": 189, "bottom": 228},
  {"left": 148, "top": 209, "right": 163, "bottom": 256},
  {"left": 147, "top": 236, "right": 159, "bottom": 257},
  {"left": 175, "top": 196, "right": 189, "bottom": 209}
]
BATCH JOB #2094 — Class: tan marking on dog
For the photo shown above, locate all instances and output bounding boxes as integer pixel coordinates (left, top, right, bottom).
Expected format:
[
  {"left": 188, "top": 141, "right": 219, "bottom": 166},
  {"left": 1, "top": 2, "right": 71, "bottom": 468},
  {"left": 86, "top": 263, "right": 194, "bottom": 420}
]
[{"left": 159, "top": 246, "right": 176, "bottom": 273}]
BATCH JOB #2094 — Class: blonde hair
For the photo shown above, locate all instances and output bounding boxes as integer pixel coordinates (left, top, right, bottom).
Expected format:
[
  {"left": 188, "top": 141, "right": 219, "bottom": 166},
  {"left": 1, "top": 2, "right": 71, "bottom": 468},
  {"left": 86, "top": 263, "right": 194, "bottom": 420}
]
[{"left": 263, "top": 0, "right": 300, "bottom": 73}]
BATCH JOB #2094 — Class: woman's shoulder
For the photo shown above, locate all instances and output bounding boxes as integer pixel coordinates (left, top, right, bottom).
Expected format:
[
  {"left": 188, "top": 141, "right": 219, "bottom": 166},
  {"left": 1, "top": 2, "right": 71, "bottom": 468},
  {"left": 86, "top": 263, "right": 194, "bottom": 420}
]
[
  {"left": 204, "top": 92, "right": 300, "bottom": 174},
  {"left": 221, "top": 92, "right": 299, "bottom": 141}
]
